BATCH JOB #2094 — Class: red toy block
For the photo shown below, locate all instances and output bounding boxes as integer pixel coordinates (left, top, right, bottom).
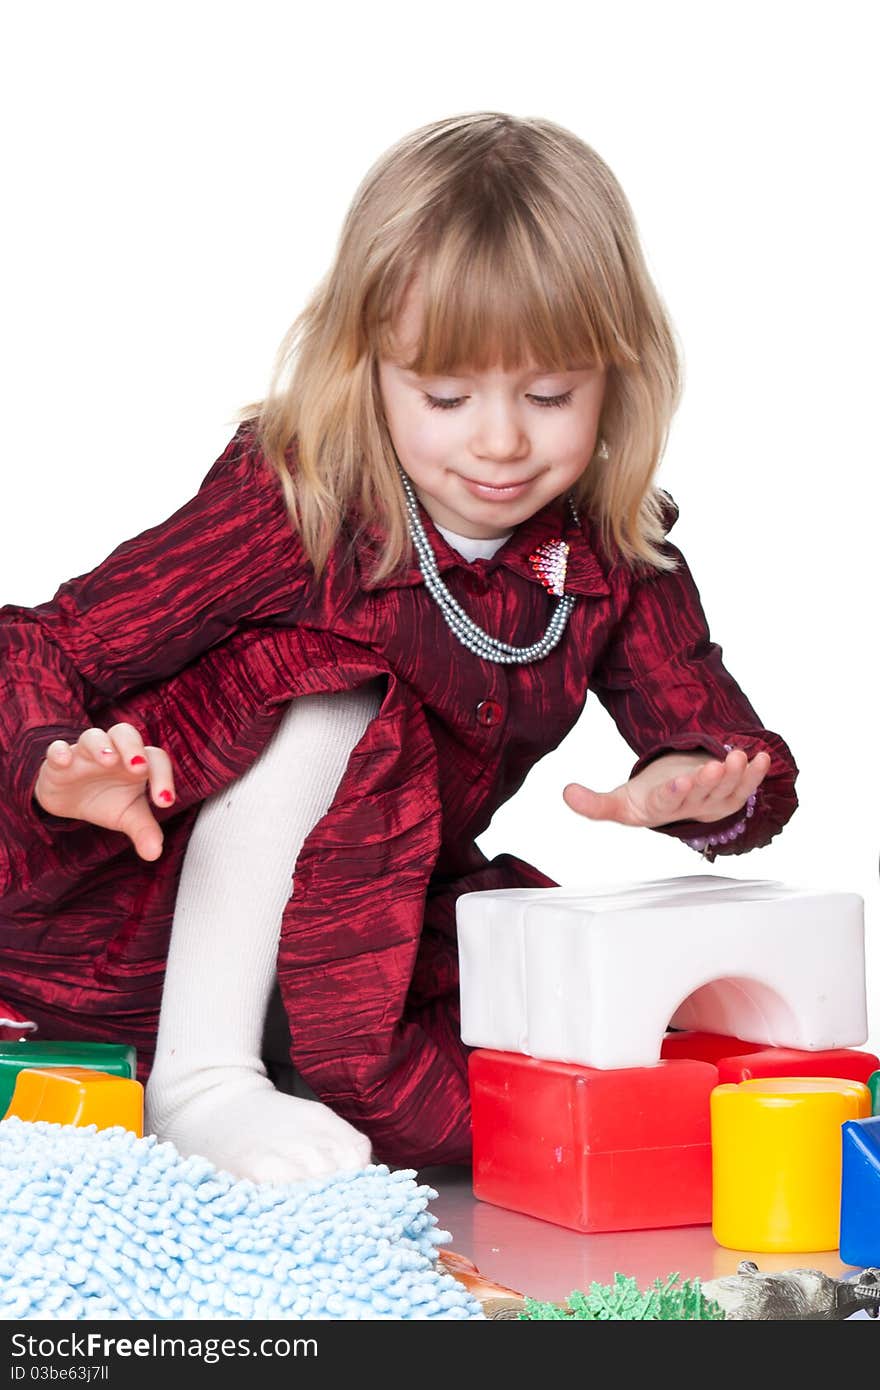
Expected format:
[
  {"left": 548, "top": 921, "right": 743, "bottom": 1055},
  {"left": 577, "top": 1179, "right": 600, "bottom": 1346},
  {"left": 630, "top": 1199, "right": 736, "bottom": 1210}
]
[
  {"left": 661, "top": 1032, "right": 879, "bottom": 1085},
  {"left": 469, "top": 1049, "right": 717, "bottom": 1233},
  {"left": 714, "top": 1046, "right": 880, "bottom": 1085},
  {"left": 660, "top": 1030, "right": 766, "bottom": 1064}
]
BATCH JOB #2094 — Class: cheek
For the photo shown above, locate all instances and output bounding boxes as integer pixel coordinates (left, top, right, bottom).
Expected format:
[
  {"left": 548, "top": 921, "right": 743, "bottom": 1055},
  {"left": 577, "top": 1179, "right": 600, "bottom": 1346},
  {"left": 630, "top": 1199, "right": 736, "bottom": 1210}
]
[
  {"left": 544, "top": 412, "right": 596, "bottom": 456},
  {"left": 571, "top": 404, "right": 602, "bottom": 447},
  {"left": 549, "top": 416, "right": 600, "bottom": 481},
  {"left": 383, "top": 396, "right": 430, "bottom": 451},
  {"left": 409, "top": 412, "right": 459, "bottom": 457}
]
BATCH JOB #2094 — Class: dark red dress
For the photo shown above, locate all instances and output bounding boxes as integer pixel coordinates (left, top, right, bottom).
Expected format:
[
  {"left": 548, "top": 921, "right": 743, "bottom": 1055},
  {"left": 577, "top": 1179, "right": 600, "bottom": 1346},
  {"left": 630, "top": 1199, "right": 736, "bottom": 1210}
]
[{"left": 0, "top": 426, "right": 798, "bottom": 1164}]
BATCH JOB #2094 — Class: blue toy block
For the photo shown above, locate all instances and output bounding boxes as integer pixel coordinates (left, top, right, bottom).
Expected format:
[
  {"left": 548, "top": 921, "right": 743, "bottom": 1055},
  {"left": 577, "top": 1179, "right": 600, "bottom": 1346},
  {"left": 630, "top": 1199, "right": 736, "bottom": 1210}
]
[{"left": 839, "top": 1115, "right": 880, "bottom": 1267}]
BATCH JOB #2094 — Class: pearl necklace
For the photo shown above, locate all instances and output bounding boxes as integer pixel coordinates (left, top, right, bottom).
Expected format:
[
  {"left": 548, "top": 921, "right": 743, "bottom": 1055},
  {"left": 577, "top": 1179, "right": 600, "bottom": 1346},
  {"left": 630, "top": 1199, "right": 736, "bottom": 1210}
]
[{"left": 397, "top": 463, "right": 578, "bottom": 665}]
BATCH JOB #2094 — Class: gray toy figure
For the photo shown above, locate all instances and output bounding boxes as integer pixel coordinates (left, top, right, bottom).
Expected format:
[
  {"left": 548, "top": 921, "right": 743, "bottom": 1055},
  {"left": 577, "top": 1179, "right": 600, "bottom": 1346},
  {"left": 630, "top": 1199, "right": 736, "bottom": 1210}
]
[{"left": 702, "top": 1260, "right": 880, "bottom": 1320}]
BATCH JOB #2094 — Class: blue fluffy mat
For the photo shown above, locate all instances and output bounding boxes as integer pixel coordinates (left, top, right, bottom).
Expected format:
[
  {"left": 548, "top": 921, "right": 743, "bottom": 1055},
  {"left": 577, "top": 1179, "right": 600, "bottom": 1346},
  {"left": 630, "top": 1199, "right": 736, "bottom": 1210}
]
[{"left": 0, "top": 1119, "right": 484, "bottom": 1320}]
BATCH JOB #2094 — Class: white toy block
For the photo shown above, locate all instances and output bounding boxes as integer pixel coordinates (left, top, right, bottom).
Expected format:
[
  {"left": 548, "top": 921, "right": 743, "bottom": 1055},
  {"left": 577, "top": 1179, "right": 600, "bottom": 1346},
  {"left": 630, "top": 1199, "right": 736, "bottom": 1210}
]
[{"left": 457, "top": 875, "right": 866, "bottom": 1070}]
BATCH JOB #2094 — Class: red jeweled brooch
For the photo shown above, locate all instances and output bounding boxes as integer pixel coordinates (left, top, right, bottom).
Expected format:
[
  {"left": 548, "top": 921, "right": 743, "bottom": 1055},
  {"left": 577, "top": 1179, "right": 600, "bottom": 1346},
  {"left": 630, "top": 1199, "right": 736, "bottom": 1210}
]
[{"left": 528, "top": 539, "right": 570, "bottom": 597}]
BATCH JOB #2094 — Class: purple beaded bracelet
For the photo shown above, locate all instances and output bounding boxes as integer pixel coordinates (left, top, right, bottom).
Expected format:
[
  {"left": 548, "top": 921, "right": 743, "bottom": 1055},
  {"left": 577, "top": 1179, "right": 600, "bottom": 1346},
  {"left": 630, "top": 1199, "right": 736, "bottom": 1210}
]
[{"left": 685, "top": 745, "right": 759, "bottom": 856}]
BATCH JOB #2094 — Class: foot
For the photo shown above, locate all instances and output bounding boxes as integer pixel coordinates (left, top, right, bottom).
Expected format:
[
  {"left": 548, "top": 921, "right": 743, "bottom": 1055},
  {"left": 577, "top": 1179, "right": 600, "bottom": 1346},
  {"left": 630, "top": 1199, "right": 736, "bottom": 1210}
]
[{"left": 144, "top": 1066, "right": 372, "bottom": 1184}]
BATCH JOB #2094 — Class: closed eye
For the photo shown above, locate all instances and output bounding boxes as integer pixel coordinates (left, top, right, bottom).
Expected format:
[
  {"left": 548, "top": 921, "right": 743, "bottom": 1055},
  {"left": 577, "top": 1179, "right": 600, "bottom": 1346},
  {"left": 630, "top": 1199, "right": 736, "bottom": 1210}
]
[
  {"left": 529, "top": 392, "right": 574, "bottom": 409},
  {"left": 422, "top": 391, "right": 574, "bottom": 411}
]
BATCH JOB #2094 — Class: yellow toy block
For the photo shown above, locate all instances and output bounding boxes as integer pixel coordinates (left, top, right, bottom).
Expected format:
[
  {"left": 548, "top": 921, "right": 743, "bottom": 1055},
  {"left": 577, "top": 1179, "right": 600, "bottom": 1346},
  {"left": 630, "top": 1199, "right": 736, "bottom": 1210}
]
[
  {"left": 711, "top": 1076, "right": 871, "bottom": 1253},
  {"left": 5, "top": 1067, "right": 143, "bottom": 1136}
]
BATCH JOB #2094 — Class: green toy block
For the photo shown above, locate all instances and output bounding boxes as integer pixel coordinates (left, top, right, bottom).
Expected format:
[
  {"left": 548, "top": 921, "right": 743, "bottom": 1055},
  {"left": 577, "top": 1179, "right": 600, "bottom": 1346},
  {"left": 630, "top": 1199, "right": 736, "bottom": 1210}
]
[
  {"left": 0, "top": 1042, "right": 137, "bottom": 1118},
  {"left": 870, "top": 1070, "right": 880, "bottom": 1116}
]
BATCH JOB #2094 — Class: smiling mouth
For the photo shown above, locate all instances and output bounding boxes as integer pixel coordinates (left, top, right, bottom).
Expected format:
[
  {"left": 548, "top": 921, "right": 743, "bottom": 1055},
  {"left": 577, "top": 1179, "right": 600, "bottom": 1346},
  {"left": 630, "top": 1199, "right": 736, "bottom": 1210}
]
[{"left": 463, "top": 476, "right": 535, "bottom": 493}]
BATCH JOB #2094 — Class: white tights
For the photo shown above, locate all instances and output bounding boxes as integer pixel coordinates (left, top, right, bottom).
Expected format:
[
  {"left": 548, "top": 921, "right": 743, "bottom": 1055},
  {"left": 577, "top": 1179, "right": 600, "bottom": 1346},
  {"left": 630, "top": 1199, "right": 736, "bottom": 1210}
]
[{"left": 144, "top": 682, "right": 384, "bottom": 1183}]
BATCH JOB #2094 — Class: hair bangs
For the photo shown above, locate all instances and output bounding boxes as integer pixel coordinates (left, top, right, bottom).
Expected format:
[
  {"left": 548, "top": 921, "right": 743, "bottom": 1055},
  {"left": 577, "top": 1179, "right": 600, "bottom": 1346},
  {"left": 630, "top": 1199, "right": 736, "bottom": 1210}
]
[{"left": 376, "top": 215, "right": 630, "bottom": 380}]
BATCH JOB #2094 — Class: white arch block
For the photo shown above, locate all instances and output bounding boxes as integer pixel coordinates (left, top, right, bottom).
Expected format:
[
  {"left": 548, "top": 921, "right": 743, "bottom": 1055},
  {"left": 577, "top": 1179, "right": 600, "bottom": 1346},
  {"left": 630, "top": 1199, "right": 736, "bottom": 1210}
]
[{"left": 456, "top": 875, "right": 866, "bottom": 1070}]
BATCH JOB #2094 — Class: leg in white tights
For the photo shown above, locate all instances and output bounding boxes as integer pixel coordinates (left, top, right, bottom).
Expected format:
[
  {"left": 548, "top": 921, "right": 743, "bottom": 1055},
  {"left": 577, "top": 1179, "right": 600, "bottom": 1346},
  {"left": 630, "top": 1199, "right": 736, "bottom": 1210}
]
[{"left": 144, "top": 682, "right": 384, "bottom": 1183}]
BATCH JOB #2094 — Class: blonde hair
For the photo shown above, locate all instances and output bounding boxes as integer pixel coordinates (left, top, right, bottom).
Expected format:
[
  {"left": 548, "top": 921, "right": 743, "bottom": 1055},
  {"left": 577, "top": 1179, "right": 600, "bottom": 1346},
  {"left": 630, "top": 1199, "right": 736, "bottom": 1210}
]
[{"left": 238, "top": 111, "right": 683, "bottom": 582}]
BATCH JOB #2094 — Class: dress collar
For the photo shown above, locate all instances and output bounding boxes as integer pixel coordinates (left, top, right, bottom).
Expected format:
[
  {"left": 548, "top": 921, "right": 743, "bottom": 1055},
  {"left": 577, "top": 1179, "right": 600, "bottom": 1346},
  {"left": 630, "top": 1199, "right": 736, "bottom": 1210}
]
[{"left": 352, "top": 493, "right": 611, "bottom": 597}]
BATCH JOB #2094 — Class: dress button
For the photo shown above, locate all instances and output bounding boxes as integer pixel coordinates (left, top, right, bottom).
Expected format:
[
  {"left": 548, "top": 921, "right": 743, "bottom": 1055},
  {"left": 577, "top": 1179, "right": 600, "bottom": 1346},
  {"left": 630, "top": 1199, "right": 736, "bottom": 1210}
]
[{"left": 475, "top": 699, "right": 503, "bottom": 727}]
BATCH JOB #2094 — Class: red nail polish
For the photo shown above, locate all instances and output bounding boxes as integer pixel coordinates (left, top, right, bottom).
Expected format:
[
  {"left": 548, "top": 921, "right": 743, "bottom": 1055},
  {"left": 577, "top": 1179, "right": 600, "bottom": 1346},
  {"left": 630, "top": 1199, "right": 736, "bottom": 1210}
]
[
  {"left": 159, "top": 790, "right": 174, "bottom": 803},
  {"left": 130, "top": 756, "right": 147, "bottom": 766}
]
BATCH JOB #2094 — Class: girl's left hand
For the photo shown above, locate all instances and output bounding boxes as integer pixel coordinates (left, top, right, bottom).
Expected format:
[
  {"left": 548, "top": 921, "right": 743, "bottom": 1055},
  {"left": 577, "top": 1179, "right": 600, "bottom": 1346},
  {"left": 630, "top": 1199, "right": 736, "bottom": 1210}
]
[{"left": 563, "top": 747, "right": 771, "bottom": 829}]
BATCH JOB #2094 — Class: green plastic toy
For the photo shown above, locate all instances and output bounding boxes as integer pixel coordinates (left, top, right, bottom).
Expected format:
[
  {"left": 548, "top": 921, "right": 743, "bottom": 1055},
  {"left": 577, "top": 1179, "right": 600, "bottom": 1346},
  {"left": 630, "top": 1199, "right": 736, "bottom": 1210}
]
[
  {"left": 519, "top": 1273, "right": 725, "bottom": 1320},
  {"left": 0, "top": 1042, "right": 137, "bottom": 1117},
  {"left": 869, "top": 1069, "right": 880, "bottom": 1116}
]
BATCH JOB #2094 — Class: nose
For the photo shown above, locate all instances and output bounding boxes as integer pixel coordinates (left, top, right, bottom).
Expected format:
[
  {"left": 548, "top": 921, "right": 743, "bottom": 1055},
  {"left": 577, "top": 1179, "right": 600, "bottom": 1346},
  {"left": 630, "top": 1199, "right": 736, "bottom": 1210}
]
[{"left": 470, "top": 398, "right": 530, "bottom": 464}]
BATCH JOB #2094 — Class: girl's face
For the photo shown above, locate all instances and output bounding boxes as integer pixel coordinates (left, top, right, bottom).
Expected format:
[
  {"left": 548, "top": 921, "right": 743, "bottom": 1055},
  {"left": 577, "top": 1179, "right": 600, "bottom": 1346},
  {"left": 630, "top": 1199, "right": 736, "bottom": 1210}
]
[{"left": 377, "top": 281, "right": 607, "bottom": 539}]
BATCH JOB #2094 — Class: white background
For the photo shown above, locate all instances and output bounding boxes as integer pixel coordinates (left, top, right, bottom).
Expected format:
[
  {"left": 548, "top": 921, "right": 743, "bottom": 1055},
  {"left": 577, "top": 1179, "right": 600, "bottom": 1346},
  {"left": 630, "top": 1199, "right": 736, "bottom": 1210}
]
[{"left": 2, "top": 2, "right": 878, "bottom": 1052}]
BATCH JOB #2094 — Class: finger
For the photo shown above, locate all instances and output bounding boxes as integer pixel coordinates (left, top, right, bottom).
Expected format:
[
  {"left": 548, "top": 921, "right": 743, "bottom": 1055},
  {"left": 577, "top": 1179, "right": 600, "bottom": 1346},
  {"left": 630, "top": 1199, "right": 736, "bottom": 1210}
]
[
  {"left": 117, "top": 798, "right": 164, "bottom": 862},
  {"left": 141, "top": 746, "right": 176, "bottom": 807},
  {"left": 44, "top": 739, "right": 74, "bottom": 764},
  {"left": 76, "top": 728, "right": 121, "bottom": 764},
  {"left": 689, "top": 758, "right": 728, "bottom": 804},
  {"left": 705, "top": 748, "right": 749, "bottom": 804},
  {"left": 691, "top": 751, "right": 773, "bottom": 824},
  {"left": 740, "top": 750, "right": 771, "bottom": 799},
  {"left": 104, "top": 722, "right": 152, "bottom": 772},
  {"left": 563, "top": 782, "right": 633, "bottom": 824},
  {"left": 702, "top": 750, "right": 770, "bottom": 817},
  {"left": 106, "top": 724, "right": 176, "bottom": 806}
]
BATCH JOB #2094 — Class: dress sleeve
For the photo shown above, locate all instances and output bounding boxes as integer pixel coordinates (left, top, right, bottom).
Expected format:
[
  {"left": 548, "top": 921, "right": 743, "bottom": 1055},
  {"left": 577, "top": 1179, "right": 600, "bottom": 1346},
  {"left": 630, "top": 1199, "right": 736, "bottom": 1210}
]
[
  {"left": 0, "top": 425, "right": 311, "bottom": 858},
  {"left": 588, "top": 495, "right": 798, "bottom": 859}
]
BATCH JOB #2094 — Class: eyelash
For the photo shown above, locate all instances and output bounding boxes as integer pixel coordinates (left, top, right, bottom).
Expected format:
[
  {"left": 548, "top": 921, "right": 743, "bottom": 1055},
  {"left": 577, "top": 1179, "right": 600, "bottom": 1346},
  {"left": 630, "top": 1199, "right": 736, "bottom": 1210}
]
[{"left": 422, "top": 391, "right": 574, "bottom": 411}]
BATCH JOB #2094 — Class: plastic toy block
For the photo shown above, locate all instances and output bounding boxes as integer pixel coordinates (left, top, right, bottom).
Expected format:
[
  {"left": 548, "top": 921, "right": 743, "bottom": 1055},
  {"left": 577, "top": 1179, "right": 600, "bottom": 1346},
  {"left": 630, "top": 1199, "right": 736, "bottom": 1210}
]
[
  {"left": 713, "top": 1046, "right": 880, "bottom": 1086},
  {"left": 711, "top": 1076, "right": 871, "bottom": 1253},
  {"left": 869, "top": 1071, "right": 880, "bottom": 1116},
  {"left": 661, "top": 1031, "right": 766, "bottom": 1064},
  {"left": 457, "top": 875, "right": 866, "bottom": 1069},
  {"left": 469, "top": 1049, "right": 717, "bottom": 1233},
  {"left": 839, "top": 1115, "right": 880, "bottom": 1267},
  {"left": 661, "top": 1033, "right": 879, "bottom": 1085},
  {"left": 4, "top": 1067, "right": 143, "bottom": 1135},
  {"left": 0, "top": 1042, "right": 137, "bottom": 1118}
]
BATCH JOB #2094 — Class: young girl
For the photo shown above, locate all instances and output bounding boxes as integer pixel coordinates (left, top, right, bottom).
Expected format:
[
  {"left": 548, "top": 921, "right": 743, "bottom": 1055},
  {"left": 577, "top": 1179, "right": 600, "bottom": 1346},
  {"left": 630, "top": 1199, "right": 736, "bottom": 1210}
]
[{"left": 0, "top": 112, "right": 798, "bottom": 1184}]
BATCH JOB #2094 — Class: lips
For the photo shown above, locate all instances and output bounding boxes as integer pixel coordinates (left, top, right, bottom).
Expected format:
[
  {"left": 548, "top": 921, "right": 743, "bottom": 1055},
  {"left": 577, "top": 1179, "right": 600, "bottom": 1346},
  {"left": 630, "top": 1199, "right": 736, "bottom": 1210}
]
[
  {"left": 471, "top": 480, "right": 529, "bottom": 490},
  {"left": 461, "top": 476, "right": 534, "bottom": 501}
]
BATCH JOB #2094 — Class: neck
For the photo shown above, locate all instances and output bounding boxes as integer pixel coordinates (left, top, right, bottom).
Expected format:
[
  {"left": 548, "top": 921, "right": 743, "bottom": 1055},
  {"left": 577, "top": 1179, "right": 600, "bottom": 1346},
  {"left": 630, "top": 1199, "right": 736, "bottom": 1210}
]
[{"left": 433, "top": 521, "right": 511, "bottom": 562}]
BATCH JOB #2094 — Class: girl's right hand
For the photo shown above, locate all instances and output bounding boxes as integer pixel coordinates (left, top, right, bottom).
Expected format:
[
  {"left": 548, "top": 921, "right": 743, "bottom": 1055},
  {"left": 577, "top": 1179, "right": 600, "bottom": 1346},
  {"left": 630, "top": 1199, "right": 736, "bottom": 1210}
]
[{"left": 32, "top": 723, "right": 176, "bottom": 862}]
